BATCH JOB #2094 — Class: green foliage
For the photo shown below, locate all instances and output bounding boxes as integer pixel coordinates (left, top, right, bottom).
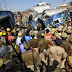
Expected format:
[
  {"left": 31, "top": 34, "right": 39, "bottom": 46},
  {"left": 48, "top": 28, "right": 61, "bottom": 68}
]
[{"left": 69, "top": 1, "right": 72, "bottom": 5}]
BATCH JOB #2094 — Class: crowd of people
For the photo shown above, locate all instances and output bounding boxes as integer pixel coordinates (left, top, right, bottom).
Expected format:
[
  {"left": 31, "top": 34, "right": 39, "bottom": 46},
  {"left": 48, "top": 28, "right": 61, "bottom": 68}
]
[{"left": 0, "top": 22, "right": 72, "bottom": 72}]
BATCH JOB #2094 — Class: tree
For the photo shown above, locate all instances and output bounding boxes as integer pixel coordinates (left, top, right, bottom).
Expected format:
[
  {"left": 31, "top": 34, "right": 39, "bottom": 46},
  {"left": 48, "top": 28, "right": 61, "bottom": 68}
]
[{"left": 69, "top": 1, "right": 72, "bottom": 5}]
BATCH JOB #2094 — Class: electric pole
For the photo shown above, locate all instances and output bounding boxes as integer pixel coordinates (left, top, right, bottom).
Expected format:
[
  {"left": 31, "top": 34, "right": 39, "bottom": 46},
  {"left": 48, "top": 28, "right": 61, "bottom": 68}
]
[{"left": 4, "top": 0, "right": 7, "bottom": 10}]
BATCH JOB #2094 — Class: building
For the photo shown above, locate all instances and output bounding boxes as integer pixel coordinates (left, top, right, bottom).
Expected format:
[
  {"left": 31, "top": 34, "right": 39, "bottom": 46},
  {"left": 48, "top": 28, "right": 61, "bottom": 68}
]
[{"left": 34, "top": 2, "right": 50, "bottom": 13}]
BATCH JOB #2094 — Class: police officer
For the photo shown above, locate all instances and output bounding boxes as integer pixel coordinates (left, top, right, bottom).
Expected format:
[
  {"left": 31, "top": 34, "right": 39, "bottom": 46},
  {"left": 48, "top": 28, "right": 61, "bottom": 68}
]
[
  {"left": 6, "top": 28, "right": 11, "bottom": 36},
  {"left": 28, "top": 31, "right": 39, "bottom": 52},
  {"left": 21, "top": 43, "right": 41, "bottom": 72},
  {"left": 48, "top": 38, "right": 67, "bottom": 68},
  {"left": 38, "top": 33, "right": 53, "bottom": 72},
  {"left": 60, "top": 32, "right": 71, "bottom": 53},
  {"left": 38, "top": 33, "right": 53, "bottom": 53},
  {"left": 0, "top": 32, "right": 6, "bottom": 45},
  {"left": 8, "top": 38, "right": 20, "bottom": 58}
]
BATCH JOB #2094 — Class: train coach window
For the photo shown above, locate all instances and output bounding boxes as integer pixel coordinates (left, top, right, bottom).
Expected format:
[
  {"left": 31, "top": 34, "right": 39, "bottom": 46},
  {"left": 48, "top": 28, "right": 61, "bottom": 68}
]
[
  {"left": 70, "top": 12, "right": 72, "bottom": 17},
  {"left": 54, "top": 20, "right": 59, "bottom": 24}
]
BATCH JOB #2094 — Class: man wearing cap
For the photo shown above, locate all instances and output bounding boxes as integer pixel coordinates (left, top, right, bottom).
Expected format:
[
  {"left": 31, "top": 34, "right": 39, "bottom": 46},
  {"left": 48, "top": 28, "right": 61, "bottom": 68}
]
[
  {"left": 21, "top": 43, "right": 41, "bottom": 72},
  {"left": 48, "top": 38, "right": 67, "bottom": 68},
  {"left": 0, "top": 32, "right": 6, "bottom": 45},
  {"left": 6, "top": 28, "right": 11, "bottom": 36},
  {"left": 60, "top": 32, "right": 71, "bottom": 53},
  {"left": 28, "top": 31, "right": 39, "bottom": 52},
  {"left": 38, "top": 33, "right": 53, "bottom": 52},
  {"left": 16, "top": 32, "right": 23, "bottom": 45},
  {"left": 44, "top": 29, "right": 55, "bottom": 42},
  {"left": 8, "top": 38, "right": 20, "bottom": 57},
  {"left": 37, "top": 27, "right": 45, "bottom": 40}
]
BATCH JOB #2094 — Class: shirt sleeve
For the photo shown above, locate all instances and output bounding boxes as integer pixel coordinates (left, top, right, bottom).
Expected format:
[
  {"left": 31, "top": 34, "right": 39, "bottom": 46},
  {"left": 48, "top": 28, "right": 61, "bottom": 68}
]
[{"left": 51, "top": 34, "right": 55, "bottom": 40}]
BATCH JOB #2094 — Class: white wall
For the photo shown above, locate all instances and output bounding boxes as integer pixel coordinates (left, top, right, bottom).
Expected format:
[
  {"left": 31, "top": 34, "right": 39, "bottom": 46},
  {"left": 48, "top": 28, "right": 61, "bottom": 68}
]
[{"left": 34, "top": 5, "right": 50, "bottom": 13}]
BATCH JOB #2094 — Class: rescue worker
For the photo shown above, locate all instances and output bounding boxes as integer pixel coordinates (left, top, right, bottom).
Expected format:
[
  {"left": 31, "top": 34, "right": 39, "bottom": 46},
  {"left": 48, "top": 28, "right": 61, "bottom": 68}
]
[
  {"left": 19, "top": 26, "right": 25, "bottom": 35},
  {"left": 28, "top": 31, "right": 39, "bottom": 52},
  {"left": 21, "top": 42, "right": 41, "bottom": 72},
  {"left": 48, "top": 38, "right": 67, "bottom": 68},
  {"left": 8, "top": 32, "right": 15, "bottom": 42},
  {"left": 8, "top": 38, "right": 20, "bottom": 57},
  {"left": 23, "top": 30, "right": 31, "bottom": 42},
  {"left": 16, "top": 32, "right": 22, "bottom": 45},
  {"left": 0, "top": 32, "right": 6, "bottom": 45},
  {"left": 60, "top": 32, "right": 71, "bottom": 53},
  {"left": 6, "top": 28, "right": 11, "bottom": 36},
  {"left": 45, "top": 29, "right": 55, "bottom": 42},
  {"left": 37, "top": 27, "right": 45, "bottom": 40},
  {"left": 38, "top": 33, "right": 53, "bottom": 53},
  {"left": 51, "top": 28, "right": 55, "bottom": 36}
]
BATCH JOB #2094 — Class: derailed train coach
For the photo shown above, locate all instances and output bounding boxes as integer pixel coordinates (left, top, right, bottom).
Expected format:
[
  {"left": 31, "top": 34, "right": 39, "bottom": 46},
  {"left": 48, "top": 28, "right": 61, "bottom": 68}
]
[
  {"left": 44, "top": 8, "right": 69, "bottom": 28},
  {"left": 27, "top": 8, "right": 69, "bottom": 29},
  {"left": 0, "top": 11, "right": 15, "bottom": 29}
]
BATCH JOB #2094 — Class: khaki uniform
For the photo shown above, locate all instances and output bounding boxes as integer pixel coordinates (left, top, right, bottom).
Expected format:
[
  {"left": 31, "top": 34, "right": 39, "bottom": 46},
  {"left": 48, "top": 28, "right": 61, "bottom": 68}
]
[
  {"left": 28, "top": 39, "right": 39, "bottom": 52},
  {"left": 48, "top": 46, "right": 67, "bottom": 68},
  {"left": 29, "top": 39, "right": 39, "bottom": 48},
  {"left": 21, "top": 50, "right": 41, "bottom": 71},
  {"left": 60, "top": 40, "right": 71, "bottom": 53},
  {"left": 38, "top": 39, "right": 53, "bottom": 50},
  {"left": 38, "top": 38, "right": 53, "bottom": 65},
  {"left": 8, "top": 44, "right": 20, "bottom": 57}
]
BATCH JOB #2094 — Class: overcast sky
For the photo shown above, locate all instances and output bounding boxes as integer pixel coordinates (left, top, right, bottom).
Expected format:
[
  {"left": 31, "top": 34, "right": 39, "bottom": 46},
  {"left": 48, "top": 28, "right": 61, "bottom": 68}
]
[{"left": 0, "top": 0, "right": 71, "bottom": 12}]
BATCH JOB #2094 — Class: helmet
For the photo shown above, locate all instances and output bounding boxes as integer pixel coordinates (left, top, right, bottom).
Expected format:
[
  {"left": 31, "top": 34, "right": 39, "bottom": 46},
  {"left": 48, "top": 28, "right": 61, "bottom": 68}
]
[
  {"left": 0, "top": 46, "right": 12, "bottom": 58},
  {"left": 61, "top": 32, "right": 68, "bottom": 38},
  {"left": 65, "top": 30, "right": 71, "bottom": 34},
  {"left": 51, "top": 28, "right": 55, "bottom": 34},
  {"left": 16, "top": 28, "right": 20, "bottom": 31},
  {"left": 41, "top": 33, "right": 45, "bottom": 36},
  {"left": 2, "top": 33, "right": 6, "bottom": 36},
  {"left": 18, "top": 32, "right": 22, "bottom": 37},
  {"left": 6, "top": 28, "right": 11, "bottom": 32},
  {"left": 0, "top": 32, "right": 2, "bottom": 36},
  {"left": 67, "top": 56, "right": 72, "bottom": 67}
]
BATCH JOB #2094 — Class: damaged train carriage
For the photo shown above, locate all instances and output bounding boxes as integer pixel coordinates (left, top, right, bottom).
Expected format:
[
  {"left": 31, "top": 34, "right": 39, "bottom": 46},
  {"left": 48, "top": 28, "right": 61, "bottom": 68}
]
[
  {"left": 27, "top": 9, "right": 69, "bottom": 29},
  {"left": 0, "top": 11, "right": 15, "bottom": 29}
]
